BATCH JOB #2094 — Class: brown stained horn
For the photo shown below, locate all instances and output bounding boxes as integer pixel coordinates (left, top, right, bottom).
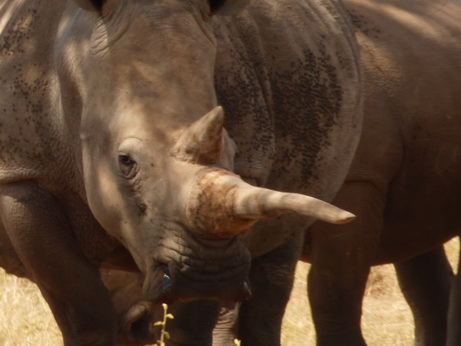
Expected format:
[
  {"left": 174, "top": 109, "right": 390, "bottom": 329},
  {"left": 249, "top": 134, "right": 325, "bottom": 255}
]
[{"left": 185, "top": 169, "right": 355, "bottom": 239}]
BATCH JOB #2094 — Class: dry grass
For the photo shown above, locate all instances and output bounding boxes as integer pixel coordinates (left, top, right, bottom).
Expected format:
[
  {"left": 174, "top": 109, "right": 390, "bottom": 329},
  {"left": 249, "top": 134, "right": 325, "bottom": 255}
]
[
  {"left": 0, "top": 238, "right": 458, "bottom": 345},
  {"left": 282, "top": 238, "right": 460, "bottom": 345},
  {"left": 0, "top": 271, "right": 62, "bottom": 345},
  {"left": 282, "top": 263, "right": 413, "bottom": 346},
  {"left": 281, "top": 261, "right": 415, "bottom": 346}
]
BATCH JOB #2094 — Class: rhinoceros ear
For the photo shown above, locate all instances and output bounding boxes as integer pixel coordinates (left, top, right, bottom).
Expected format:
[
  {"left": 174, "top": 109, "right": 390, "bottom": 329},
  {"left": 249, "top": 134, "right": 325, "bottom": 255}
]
[
  {"left": 171, "top": 107, "right": 226, "bottom": 165},
  {"left": 210, "top": 0, "right": 249, "bottom": 15}
]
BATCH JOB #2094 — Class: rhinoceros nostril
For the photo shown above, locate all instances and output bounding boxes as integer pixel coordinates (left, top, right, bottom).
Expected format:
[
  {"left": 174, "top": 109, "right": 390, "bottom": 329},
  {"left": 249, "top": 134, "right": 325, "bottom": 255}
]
[{"left": 157, "top": 263, "right": 172, "bottom": 289}]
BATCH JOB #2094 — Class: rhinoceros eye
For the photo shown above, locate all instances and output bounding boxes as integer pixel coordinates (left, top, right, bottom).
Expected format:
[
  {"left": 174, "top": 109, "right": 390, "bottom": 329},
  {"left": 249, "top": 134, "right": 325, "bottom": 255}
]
[{"left": 118, "top": 153, "right": 138, "bottom": 179}]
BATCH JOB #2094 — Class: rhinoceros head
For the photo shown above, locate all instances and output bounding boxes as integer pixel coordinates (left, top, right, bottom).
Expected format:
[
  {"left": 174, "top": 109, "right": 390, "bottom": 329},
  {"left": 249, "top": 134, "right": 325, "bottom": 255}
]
[{"left": 67, "top": 0, "right": 354, "bottom": 303}]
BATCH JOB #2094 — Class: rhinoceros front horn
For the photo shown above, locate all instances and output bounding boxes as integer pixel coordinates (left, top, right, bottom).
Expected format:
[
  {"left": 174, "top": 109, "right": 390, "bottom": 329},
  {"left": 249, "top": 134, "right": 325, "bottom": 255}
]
[
  {"left": 186, "top": 169, "right": 355, "bottom": 239},
  {"left": 173, "top": 106, "right": 355, "bottom": 238}
]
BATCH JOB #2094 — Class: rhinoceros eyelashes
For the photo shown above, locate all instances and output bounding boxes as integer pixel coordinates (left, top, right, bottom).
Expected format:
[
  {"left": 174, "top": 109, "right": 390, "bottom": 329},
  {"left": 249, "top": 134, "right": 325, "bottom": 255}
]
[
  {"left": 118, "top": 138, "right": 143, "bottom": 179},
  {"left": 118, "top": 154, "right": 138, "bottom": 179}
]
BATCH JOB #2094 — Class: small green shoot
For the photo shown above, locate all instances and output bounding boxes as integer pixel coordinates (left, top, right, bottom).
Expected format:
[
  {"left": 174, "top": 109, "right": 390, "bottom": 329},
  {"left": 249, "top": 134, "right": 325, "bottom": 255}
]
[{"left": 154, "top": 303, "right": 174, "bottom": 346}]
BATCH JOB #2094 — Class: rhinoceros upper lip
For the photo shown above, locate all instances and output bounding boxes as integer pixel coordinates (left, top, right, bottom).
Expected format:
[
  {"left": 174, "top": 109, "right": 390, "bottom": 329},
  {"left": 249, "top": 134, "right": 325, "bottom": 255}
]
[
  {"left": 157, "top": 231, "right": 249, "bottom": 282},
  {"left": 193, "top": 236, "right": 234, "bottom": 248},
  {"left": 147, "top": 255, "right": 251, "bottom": 303},
  {"left": 144, "top": 230, "right": 251, "bottom": 302}
]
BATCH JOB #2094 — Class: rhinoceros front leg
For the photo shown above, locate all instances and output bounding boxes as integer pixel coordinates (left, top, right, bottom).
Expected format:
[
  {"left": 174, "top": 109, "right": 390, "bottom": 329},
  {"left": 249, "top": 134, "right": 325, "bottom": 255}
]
[
  {"left": 307, "top": 182, "right": 384, "bottom": 346},
  {"left": 237, "top": 233, "right": 303, "bottom": 346},
  {"left": 212, "top": 301, "right": 240, "bottom": 346},
  {"left": 395, "top": 246, "right": 452, "bottom": 346},
  {"left": 164, "top": 300, "right": 221, "bottom": 346},
  {"left": 0, "top": 181, "right": 116, "bottom": 346}
]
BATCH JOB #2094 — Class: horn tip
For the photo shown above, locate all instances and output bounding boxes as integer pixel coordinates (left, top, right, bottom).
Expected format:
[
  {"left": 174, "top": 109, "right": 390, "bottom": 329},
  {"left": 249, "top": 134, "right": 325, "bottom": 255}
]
[
  {"left": 206, "top": 106, "right": 225, "bottom": 124},
  {"left": 333, "top": 211, "right": 356, "bottom": 224}
]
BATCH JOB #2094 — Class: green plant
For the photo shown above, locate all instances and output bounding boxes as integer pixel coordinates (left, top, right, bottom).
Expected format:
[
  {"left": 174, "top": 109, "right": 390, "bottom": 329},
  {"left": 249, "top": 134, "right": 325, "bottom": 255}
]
[{"left": 154, "top": 303, "right": 174, "bottom": 346}]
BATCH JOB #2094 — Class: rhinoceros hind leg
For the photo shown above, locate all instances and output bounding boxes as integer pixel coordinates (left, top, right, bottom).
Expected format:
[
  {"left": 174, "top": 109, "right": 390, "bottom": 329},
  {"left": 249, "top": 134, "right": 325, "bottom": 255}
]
[
  {"left": 0, "top": 181, "right": 116, "bottom": 346},
  {"left": 307, "top": 181, "right": 385, "bottom": 346},
  {"left": 395, "top": 246, "right": 452, "bottom": 346}
]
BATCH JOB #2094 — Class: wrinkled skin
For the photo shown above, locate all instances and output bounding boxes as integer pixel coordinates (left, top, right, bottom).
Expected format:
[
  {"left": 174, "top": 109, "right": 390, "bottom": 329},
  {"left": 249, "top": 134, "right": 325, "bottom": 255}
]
[
  {"left": 0, "top": 0, "right": 362, "bottom": 344},
  {"left": 302, "top": 0, "right": 461, "bottom": 345}
]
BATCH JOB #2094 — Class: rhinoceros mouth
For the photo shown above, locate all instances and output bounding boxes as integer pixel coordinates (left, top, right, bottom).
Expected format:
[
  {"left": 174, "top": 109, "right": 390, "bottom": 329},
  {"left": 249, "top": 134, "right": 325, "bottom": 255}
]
[
  {"left": 143, "top": 233, "right": 252, "bottom": 303},
  {"left": 119, "top": 300, "right": 158, "bottom": 344}
]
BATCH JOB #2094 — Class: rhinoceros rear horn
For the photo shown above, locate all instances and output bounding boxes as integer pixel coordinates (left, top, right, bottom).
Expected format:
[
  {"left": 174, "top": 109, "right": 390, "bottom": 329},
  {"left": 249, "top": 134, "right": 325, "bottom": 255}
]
[
  {"left": 187, "top": 170, "right": 355, "bottom": 239},
  {"left": 171, "top": 106, "right": 225, "bottom": 164}
]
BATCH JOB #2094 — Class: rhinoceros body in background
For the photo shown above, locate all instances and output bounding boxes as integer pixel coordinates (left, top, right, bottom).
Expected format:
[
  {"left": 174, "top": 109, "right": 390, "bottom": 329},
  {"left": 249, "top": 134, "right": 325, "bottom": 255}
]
[
  {"left": 304, "top": 0, "right": 461, "bottom": 345},
  {"left": 0, "top": 0, "right": 362, "bottom": 344}
]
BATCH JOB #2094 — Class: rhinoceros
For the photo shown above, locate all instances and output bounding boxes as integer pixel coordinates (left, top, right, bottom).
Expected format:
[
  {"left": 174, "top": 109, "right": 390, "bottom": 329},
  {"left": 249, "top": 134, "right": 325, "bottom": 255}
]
[
  {"left": 0, "top": 0, "right": 362, "bottom": 344},
  {"left": 302, "top": 0, "right": 461, "bottom": 344},
  {"left": 173, "top": 0, "right": 461, "bottom": 344}
]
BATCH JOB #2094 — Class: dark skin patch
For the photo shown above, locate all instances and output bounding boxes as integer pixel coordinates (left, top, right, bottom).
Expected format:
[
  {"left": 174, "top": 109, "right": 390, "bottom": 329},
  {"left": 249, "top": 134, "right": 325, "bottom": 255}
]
[
  {"left": 269, "top": 43, "right": 341, "bottom": 184},
  {"left": 215, "top": 27, "right": 342, "bottom": 188},
  {"left": 0, "top": 6, "right": 40, "bottom": 57},
  {"left": 347, "top": 9, "right": 381, "bottom": 38}
]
